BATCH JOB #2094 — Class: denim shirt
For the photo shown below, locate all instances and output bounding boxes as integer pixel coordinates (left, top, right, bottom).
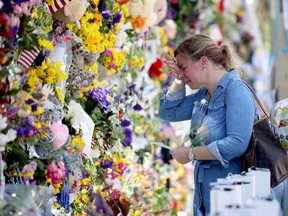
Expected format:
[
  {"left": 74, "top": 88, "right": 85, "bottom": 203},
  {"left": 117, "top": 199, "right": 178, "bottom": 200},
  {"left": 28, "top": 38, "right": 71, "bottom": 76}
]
[{"left": 158, "top": 69, "right": 257, "bottom": 216}]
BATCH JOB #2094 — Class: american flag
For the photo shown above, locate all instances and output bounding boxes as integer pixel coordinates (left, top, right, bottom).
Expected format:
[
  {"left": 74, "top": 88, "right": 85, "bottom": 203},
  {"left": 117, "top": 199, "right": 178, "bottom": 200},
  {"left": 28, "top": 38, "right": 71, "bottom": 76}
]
[
  {"left": 17, "top": 47, "right": 40, "bottom": 69},
  {"left": 161, "top": 122, "right": 175, "bottom": 138},
  {"left": 48, "top": 0, "right": 72, "bottom": 13}
]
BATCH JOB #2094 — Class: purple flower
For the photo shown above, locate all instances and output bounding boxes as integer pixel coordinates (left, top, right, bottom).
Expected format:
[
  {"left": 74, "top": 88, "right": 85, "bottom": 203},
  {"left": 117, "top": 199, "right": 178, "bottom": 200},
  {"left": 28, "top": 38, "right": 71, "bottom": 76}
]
[
  {"left": 35, "top": 53, "right": 46, "bottom": 66},
  {"left": 9, "top": 105, "right": 19, "bottom": 120},
  {"left": 14, "top": 116, "right": 37, "bottom": 138},
  {"left": 81, "top": 170, "right": 90, "bottom": 178},
  {"left": 121, "top": 119, "right": 131, "bottom": 127},
  {"left": 85, "top": 87, "right": 111, "bottom": 110},
  {"left": 122, "top": 128, "right": 132, "bottom": 147},
  {"left": 113, "top": 12, "right": 122, "bottom": 24},
  {"left": 133, "top": 103, "right": 142, "bottom": 111},
  {"left": 2, "top": 0, "right": 13, "bottom": 13},
  {"left": 101, "top": 10, "right": 111, "bottom": 20},
  {"left": 100, "top": 160, "right": 113, "bottom": 169},
  {"left": 129, "top": 84, "right": 136, "bottom": 92},
  {"left": 25, "top": 98, "right": 38, "bottom": 112},
  {"left": 14, "top": 0, "right": 30, "bottom": 4},
  {"left": 106, "top": 22, "right": 112, "bottom": 29}
]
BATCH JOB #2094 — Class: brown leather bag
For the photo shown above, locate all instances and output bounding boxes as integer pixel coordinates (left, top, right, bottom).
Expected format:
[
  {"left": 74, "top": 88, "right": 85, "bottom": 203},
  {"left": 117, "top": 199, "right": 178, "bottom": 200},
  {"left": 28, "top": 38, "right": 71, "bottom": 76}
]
[{"left": 242, "top": 83, "right": 288, "bottom": 188}]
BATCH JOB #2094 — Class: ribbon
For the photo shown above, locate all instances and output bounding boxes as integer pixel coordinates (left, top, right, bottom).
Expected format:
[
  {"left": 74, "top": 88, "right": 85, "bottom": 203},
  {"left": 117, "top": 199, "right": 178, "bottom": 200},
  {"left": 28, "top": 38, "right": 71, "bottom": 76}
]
[{"left": 48, "top": 0, "right": 72, "bottom": 13}]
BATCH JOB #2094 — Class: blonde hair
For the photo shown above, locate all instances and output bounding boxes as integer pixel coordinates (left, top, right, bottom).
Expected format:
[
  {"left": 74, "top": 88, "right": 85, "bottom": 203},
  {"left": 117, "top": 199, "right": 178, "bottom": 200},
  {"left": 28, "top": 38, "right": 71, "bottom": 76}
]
[{"left": 174, "top": 34, "right": 242, "bottom": 72}]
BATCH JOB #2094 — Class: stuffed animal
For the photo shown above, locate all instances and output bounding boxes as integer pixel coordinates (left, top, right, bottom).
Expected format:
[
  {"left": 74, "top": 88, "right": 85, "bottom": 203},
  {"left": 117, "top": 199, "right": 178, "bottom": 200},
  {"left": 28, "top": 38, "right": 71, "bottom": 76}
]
[
  {"left": 52, "top": 0, "right": 87, "bottom": 29},
  {"left": 106, "top": 192, "right": 131, "bottom": 216},
  {"left": 65, "top": 45, "right": 100, "bottom": 98},
  {"left": 154, "top": 0, "right": 168, "bottom": 24}
]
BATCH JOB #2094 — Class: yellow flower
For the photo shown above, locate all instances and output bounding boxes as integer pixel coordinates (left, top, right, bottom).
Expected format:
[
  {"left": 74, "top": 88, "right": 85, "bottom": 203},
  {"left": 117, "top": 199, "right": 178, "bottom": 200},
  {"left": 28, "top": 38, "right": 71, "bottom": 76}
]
[
  {"left": 94, "top": 13, "right": 103, "bottom": 23},
  {"left": 55, "top": 87, "right": 64, "bottom": 104},
  {"left": 168, "top": 46, "right": 174, "bottom": 56},
  {"left": 38, "top": 39, "right": 54, "bottom": 51},
  {"left": 22, "top": 171, "right": 34, "bottom": 178},
  {"left": 34, "top": 106, "right": 44, "bottom": 115},
  {"left": 54, "top": 202, "right": 61, "bottom": 209},
  {"left": 34, "top": 122, "right": 42, "bottom": 129},
  {"left": 118, "top": 176, "right": 124, "bottom": 183},
  {"left": 32, "top": 7, "right": 38, "bottom": 19},
  {"left": 40, "top": 131, "right": 49, "bottom": 139},
  {"left": 57, "top": 71, "right": 68, "bottom": 81},
  {"left": 91, "top": 63, "right": 98, "bottom": 74},
  {"left": 91, "top": 0, "right": 99, "bottom": 6},
  {"left": 121, "top": 5, "right": 130, "bottom": 18},
  {"left": 161, "top": 35, "right": 168, "bottom": 47},
  {"left": 27, "top": 75, "right": 40, "bottom": 91},
  {"left": 151, "top": 79, "right": 160, "bottom": 87},
  {"left": 109, "top": 96, "right": 113, "bottom": 103},
  {"left": 81, "top": 188, "right": 88, "bottom": 195},
  {"left": 134, "top": 126, "right": 143, "bottom": 135},
  {"left": 36, "top": 69, "right": 46, "bottom": 79},
  {"left": 46, "top": 68, "right": 56, "bottom": 80},
  {"left": 131, "top": 210, "right": 141, "bottom": 216},
  {"left": 45, "top": 76, "right": 54, "bottom": 85},
  {"left": 71, "top": 136, "right": 86, "bottom": 149},
  {"left": 74, "top": 198, "right": 81, "bottom": 204},
  {"left": 54, "top": 184, "right": 62, "bottom": 194},
  {"left": 109, "top": 34, "right": 117, "bottom": 43},
  {"left": 93, "top": 186, "right": 101, "bottom": 193},
  {"left": 82, "top": 194, "right": 90, "bottom": 203},
  {"left": 46, "top": 0, "right": 54, "bottom": 6},
  {"left": 46, "top": 178, "right": 52, "bottom": 184},
  {"left": 81, "top": 177, "right": 91, "bottom": 186},
  {"left": 113, "top": 2, "right": 120, "bottom": 11}
]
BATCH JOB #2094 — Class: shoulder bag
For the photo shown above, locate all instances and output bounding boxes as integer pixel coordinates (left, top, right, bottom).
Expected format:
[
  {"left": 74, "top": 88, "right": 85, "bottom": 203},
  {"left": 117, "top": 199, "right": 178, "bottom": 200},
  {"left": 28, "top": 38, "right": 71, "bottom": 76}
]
[{"left": 242, "top": 83, "right": 288, "bottom": 188}]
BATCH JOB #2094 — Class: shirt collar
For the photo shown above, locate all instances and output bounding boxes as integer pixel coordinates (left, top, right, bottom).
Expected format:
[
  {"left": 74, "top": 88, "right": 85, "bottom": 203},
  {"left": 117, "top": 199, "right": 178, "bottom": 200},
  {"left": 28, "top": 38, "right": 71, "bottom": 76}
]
[{"left": 217, "top": 69, "right": 239, "bottom": 88}]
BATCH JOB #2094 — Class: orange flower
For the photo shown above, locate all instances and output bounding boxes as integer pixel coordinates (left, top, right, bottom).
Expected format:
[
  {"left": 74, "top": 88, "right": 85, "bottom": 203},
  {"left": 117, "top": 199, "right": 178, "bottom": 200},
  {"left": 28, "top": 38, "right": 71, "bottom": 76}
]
[{"left": 131, "top": 16, "right": 146, "bottom": 29}]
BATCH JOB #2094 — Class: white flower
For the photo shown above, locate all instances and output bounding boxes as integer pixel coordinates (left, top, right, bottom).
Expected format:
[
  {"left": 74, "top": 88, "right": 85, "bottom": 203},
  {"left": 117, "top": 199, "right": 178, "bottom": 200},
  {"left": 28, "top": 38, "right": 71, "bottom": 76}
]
[
  {"left": 91, "top": 149, "right": 101, "bottom": 159},
  {"left": 115, "top": 30, "right": 128, "bottom": 48},
  {"left": 131, "top": 136, "right": 148, "bottom": 151},
  {"left": 110, "top": 138, "right": 123, "bottom": 154},
  {"left": 126, "top": 0, "right": 157, "bottom": 33},
  {"left": 65, "top": 100, "right": 85, "bottom": 133},
  {"left": 17, "top": 108, "right": 31, "bottom": 118},
  {"left": 0, "top": 115, "right": 8, "bottom": 131},
  {"left": 0, "top": 129, "right": 17, "bottom": 152}
]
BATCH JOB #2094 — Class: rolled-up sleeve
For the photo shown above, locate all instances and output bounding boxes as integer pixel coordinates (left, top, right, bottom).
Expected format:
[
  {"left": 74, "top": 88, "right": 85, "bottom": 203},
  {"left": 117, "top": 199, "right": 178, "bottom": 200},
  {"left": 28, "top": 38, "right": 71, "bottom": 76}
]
[
  {"left": 207, "top": 81, "right": 256, "bottom": 167},
  {"left": 158, "top": 87, "right": 205, "bottom": 122}
]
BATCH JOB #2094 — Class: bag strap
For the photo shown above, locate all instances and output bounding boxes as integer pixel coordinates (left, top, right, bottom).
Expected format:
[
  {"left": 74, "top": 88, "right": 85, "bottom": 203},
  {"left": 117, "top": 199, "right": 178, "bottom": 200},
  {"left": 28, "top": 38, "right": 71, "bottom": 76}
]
[{"left": 242, "top": 82, "right": 269, "bottom": 118}]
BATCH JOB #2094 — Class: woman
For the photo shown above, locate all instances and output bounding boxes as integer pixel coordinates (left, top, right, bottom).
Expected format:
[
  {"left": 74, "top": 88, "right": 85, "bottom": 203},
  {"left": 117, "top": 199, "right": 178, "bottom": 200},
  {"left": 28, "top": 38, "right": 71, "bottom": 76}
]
[{"left": 158, "top": 34, "right": 257, "bottom": 215}]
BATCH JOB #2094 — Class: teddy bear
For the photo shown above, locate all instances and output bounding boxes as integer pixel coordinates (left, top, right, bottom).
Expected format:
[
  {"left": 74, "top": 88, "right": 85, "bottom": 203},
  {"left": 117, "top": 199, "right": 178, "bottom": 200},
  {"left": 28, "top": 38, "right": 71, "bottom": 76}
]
[
  {"left": 51, "top": 0, "right": 87, "bottom": 29},
  {"left": 106, "top": 191, "right": 131, "bottom": 216},
  {"left": 65, "top": 45, "right": 100, "bottom": 99}
]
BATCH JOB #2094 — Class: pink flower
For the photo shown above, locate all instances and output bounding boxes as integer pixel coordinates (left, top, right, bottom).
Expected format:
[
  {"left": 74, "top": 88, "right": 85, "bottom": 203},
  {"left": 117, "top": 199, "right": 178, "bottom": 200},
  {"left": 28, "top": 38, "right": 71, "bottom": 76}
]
[
  {"left": 47, "top": 160, "right": 66, "bottom": 184},
  {"left": 104, "top": 49, "right": 113, "bottom": 56},
  {"left": 57, "top": 160, "right": 65, "bottom": 171},
  {"left": 47, "top": 162, "right": 58, "bottom": 173},
  {"left": 109, "top": 62, "right": 115, "bottom": 68}
]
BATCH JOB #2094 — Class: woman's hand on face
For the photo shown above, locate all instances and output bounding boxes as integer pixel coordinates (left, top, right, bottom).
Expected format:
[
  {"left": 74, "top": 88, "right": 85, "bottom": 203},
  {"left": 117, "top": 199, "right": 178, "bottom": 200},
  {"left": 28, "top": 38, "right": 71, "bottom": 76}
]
[
  {"left": 163, "top": 54, "right": 181, "bottom": 80},
  {"left": 169, "top": 146, "right": 191, "bottom": 164}
]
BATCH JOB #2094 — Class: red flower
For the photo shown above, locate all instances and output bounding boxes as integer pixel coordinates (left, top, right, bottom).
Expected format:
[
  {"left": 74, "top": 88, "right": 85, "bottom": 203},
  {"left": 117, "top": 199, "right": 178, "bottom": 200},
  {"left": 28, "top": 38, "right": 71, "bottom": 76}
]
[{"left": 149, "top": 58, "right": 163, "bottom": 78}]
